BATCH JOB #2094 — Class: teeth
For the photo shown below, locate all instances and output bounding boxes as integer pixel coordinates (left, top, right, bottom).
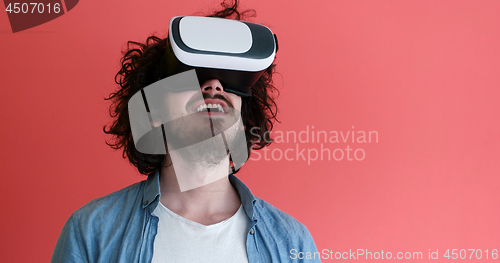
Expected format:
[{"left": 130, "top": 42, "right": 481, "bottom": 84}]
[{"left": 195, "top": 103, "right": 225, "bottom": 113}]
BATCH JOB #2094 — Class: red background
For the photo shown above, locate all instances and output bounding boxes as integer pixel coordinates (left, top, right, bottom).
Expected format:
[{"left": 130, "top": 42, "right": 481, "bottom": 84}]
[{"left": 1, "top": 0, "right": 499, "bottom": 262}]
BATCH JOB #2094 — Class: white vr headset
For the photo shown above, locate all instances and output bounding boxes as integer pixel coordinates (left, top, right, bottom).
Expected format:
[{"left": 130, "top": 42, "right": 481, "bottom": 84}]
[{"left": 159, "top": 16, "right": 279, "bottom": 97}]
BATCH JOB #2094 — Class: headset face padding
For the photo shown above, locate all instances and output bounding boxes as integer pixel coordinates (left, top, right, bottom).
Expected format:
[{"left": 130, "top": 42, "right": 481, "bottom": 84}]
[{"left": 164, "top": 16, "right": 278, "bottom": 97}]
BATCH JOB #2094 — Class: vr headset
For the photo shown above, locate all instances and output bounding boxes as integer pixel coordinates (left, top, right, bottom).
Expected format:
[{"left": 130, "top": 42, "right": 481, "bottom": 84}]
[{"left": 159, "top": 16, "right": 279, "bottom": 97}]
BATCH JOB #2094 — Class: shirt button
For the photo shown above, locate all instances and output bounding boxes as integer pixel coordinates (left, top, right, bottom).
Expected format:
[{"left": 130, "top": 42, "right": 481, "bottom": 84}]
[
  {"left": 249, "top": 228, "right": 254, "bottom": 235},
  {"left": 143, "top": 200, "right": 149, "bottom": 205}
]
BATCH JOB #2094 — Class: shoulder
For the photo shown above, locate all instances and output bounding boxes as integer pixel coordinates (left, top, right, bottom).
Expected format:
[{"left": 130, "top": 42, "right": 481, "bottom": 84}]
[
  {"left": 253, "top": 197, "right": 313, "bottom": 243},
  {"left": 52, "top": 181, "right": 149, "bottom": 262},
  {"left": 70, "top": 181, "right": 146, "bottom": 226}
]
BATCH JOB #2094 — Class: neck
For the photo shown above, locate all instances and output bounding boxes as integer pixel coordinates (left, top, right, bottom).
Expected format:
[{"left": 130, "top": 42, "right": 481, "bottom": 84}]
[{"left": 159, "top": 152, "right": 241, "bottom": 225}]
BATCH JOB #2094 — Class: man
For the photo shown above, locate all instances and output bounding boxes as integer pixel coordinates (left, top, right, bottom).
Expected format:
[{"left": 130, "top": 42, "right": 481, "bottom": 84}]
[{"left": 51, "top": 1, "right": 320, "bottom": 262}]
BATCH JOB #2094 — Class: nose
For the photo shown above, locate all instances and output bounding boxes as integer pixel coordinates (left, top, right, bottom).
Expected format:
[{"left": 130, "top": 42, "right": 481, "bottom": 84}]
[{"left": 201, "top": 79, "right": 224, "bottom": 96}]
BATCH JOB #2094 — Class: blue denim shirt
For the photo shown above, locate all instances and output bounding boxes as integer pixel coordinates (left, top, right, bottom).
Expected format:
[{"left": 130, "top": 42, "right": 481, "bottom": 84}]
[{"left": 51, "top": 171, "right": 320, "bottom": 262}]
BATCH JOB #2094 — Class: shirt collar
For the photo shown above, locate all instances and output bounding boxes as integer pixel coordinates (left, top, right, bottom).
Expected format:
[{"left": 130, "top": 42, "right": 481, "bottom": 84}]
[{"left": 142, "top": 169, "right": 257, "bottom": 221}]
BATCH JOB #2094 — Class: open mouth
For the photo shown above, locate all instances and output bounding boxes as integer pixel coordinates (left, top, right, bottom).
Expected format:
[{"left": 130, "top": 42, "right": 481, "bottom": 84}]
[
  {"left": 194, "top": 103, "right": 225, "bottom": 113},
  {"left": 191, "top": 98, "right": 231, "bottom": 116}
]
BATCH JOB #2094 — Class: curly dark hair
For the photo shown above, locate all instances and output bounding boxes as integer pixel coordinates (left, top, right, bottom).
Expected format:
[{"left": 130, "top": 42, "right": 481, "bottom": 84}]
[{"left": 103, "top": 0, "right": 279, "bottom": 176}]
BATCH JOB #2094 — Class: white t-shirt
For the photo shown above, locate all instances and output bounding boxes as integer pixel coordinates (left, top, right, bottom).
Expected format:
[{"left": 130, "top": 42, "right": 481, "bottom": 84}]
[{"left": 151, "top": 202, "right": 252, "bottom": 263}]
